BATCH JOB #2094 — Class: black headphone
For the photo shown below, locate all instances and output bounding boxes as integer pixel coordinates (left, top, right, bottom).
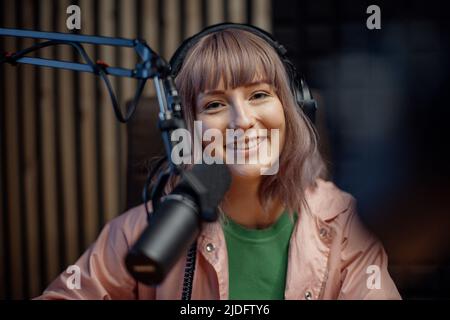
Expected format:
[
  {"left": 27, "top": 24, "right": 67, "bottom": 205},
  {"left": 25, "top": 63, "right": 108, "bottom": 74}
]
[{"left": 169, "top": 22, "right": 318, "bottom": 124}]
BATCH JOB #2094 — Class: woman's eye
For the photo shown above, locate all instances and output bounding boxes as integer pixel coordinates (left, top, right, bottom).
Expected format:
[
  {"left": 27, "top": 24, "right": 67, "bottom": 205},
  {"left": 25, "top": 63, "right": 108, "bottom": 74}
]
[
  {"left": 204, "top": 101, "right": 224, "bottom": 111},
  {"left": 250, "top": 91, "right": 270, "bottom": 100}
]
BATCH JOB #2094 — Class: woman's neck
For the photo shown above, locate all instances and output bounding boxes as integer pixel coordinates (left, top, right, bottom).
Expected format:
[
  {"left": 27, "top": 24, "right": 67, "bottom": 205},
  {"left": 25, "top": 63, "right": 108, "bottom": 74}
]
[{"left": 221, "top": 176, "right": 284, "bottom": 229}]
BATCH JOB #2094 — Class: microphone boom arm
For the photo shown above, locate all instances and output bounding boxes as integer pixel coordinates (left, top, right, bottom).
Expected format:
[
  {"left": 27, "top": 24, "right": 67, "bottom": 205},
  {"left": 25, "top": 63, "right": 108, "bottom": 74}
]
[{"left": 0, "top": 27, "right": 184, "bottom": 172}]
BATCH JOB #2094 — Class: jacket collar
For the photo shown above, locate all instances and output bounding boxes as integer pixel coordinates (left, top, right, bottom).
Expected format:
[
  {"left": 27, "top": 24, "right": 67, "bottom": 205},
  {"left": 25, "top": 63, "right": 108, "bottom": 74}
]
[
  {"left": 197, "top": 179, "right": 353, "bottom": 300},
  {"left": 304, "top": 179, "right": 353, "bottom": 222}
]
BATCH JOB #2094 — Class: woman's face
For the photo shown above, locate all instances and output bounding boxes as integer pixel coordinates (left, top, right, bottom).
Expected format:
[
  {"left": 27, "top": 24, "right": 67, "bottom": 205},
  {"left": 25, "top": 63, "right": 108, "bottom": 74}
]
[{"left": 195, "top": 80, "right": 286, "bottom": 179}]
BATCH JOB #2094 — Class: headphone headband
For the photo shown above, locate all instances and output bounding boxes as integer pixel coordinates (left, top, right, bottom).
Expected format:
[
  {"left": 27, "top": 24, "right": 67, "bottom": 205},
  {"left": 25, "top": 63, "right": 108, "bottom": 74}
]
[
  {"left": 169, "top": 23, "right": 289, "bottom": 77},
  {"left": 169, "top": 22, "right": 317, "bottom": 124}
]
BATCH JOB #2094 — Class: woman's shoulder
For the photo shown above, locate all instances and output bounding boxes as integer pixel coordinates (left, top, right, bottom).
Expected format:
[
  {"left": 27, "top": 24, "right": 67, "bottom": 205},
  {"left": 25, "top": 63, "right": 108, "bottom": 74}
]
[
  {"left": 304, "top": 178, "right": 356, "bottom": 222},
  {"left": 105, "top": 202, "right": 150, "bottom": 247},
  {"left": 302, "top": 179, "right": 378, "bottom": 250}
]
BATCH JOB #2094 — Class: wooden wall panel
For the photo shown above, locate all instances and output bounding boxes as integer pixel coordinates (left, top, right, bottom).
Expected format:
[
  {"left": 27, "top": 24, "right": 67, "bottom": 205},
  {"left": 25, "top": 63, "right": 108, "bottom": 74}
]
[
  {"left": 38, "top": 0, "right": 59, "bottom": 286},
  {"left": 229, "top": 0, "right": 247, "bottom": 24},
  {"left": 163, "top": 0, "right": 180, "bottom": 59},
  {"left": 4, "top": 0, "right": 24, "bottom": 300},
  {"left": 0, "top": 15, "right": 5, "bottom": 297},
  {"left": 118, "top": 0, "right": 137, "bottom": 214},
  {"left": 21, "top": 0, "right": 40, "bottom": 297},
  {"left": 79, "top": 0, "right": 99, "bottom": 251},
  {"left": 185, "top": 0, "right": 202, "bottom": 38},
  {"left": 208, "top": 0, "right": 225, "bottom": 26},
  {"left": 98, "top": 0, "right": 120, "bottom": 226},
  {"left": 58, "top": 0, "right": 79, "bottom": 269},
  {"left": 0, "top": 0, "right": 272, "bottom": 299},
  {"left": 253, "top": 0, "right": 272, "bottom": 31}
]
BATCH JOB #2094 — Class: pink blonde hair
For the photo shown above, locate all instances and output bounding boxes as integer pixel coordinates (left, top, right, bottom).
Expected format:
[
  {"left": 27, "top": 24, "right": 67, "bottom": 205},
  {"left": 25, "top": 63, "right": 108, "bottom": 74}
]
[{"left": 173, "top": 28, "right": 328, "bottom": 215}]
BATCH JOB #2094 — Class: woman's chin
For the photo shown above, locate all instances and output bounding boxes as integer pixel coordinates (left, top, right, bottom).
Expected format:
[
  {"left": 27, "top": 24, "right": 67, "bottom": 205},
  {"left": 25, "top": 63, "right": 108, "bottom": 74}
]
[{"left": 228, "top": 163, "right": 269, "bottom": 180}]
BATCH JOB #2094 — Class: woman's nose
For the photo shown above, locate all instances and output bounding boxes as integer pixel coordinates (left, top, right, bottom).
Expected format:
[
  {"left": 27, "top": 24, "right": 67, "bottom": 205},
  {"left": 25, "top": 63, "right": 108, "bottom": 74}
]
[{"left": 230, "top": 101, "right": 255, "bottom": 130}]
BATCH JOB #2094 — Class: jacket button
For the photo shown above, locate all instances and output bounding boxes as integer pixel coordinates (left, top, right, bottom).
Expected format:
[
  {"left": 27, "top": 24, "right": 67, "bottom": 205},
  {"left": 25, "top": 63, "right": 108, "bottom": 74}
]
[
  {"left": 206, "top": 243, "right": 215, "bottom": 252},
  {"left": 305, "top": 291, "right": 313, "bottom": 300}
]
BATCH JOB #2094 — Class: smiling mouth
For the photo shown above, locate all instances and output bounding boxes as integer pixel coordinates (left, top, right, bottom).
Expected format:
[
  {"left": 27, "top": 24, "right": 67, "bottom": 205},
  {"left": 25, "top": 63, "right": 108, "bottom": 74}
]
[{"left": 226, "top": 136, "right": 268, "bottom": 151}]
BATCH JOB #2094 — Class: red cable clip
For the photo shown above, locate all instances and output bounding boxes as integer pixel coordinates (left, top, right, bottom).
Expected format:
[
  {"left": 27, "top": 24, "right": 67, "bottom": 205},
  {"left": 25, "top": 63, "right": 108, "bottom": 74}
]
[
  {"left": 96, "top": 60, "right": 109, "bottom": 69},
  {"left": 2, "top": 51, "right": 17, "bottom": 65}
]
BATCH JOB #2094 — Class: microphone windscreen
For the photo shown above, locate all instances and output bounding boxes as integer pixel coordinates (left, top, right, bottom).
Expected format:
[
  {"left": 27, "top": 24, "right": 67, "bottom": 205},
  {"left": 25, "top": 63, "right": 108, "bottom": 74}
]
[{"left": 175, "top": 163, "right": 231, "bottom": 209}]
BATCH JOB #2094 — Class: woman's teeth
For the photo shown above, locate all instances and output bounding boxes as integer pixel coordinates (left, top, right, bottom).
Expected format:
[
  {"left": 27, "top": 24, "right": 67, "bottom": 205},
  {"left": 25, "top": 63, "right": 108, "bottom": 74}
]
[{"left": 232, "top": 137, "right": 266, "bottom": 150}]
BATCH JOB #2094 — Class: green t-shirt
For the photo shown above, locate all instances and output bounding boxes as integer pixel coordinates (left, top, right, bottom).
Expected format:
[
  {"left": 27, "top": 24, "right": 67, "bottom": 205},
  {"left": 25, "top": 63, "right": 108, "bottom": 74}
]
[{"left": 222, "top": 211, "right": 297, "bottom": 300}]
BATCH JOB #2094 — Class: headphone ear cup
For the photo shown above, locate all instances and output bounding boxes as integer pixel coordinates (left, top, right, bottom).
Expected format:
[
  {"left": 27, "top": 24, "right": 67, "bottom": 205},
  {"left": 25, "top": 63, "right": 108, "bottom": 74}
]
[
  {"left": 300, "top": 98, "right": 318, "bottom": 124},
  {"left": 292, "top": 85, "right": 304, "bottom": 110},
  {"left": 282, "top": 57, "right": 318, "bottom": 125},
  {"left": 297, "top": 78, "right": 318, "bottom": 125},
  {"left": 290, "top": 80, "right": 317, "bottom": 124}
]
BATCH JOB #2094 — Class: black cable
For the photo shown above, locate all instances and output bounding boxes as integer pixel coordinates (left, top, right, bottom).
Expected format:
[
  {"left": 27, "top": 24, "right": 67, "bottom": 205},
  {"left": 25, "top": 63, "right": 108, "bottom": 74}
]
[
  {"left": 182, "top": 241, "right": 197, "bottom": 300},
  {"left": 98, "top": 64, "right": 147, "bottom": 123}
]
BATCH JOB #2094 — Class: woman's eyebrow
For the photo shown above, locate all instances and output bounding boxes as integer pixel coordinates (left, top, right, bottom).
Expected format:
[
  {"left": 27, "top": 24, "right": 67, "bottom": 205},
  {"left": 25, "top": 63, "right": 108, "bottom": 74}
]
[
  {"left": 243, "top": 80, "right": 271, "bottom": 88},
  {"left": 201, "top": 89, "right": 226, "bottom": 96},
  {"left": 201, "top": 80, "right": 271, "bottom": 96}
]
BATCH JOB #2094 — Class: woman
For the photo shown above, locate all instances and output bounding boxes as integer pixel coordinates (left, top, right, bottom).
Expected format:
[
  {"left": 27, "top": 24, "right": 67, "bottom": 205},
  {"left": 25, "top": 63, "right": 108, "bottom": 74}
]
[{"left": 37, "top": 24, "right": 401, "bottom": 300}]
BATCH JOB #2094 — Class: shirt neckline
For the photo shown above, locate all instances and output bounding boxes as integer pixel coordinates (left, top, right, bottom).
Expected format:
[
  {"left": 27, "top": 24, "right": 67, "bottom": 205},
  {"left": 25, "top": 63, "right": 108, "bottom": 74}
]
[{"left": 222, "top": 210, "right": 297, "bottom": 242}]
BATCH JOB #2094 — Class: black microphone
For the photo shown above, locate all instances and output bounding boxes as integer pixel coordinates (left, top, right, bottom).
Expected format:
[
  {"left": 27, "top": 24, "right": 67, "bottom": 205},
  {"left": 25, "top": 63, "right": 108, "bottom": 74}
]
[{"left": 125, "top": 163, "right": 231, "bottom": 285}]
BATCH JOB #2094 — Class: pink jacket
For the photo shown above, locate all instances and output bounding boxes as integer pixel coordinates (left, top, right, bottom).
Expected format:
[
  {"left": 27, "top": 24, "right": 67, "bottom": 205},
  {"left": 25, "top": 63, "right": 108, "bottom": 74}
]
[{"left": 36, "top": 179, "right": 401, "bottom": 300}]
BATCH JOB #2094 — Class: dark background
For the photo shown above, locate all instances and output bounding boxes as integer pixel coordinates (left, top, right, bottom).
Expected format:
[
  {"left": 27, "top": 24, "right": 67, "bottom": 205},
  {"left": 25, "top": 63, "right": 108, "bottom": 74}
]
[
  {"left": 272, "top": 0, "right": 450, "bottom": 299},
  {"left": 1, "top": 0, "right": 450, "bottom": 299}
]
